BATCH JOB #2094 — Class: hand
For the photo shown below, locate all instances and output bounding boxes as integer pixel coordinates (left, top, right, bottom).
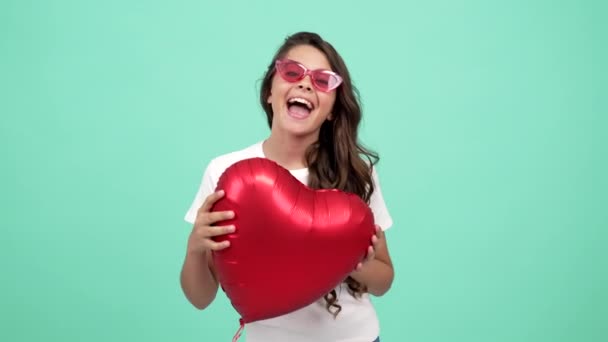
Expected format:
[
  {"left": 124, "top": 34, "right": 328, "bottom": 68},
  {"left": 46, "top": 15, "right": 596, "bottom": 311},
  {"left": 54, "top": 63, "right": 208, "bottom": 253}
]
[
  {"left": 187, "top": 190, "right": 236, "bottom": 255},
  {"left": 355, "top": 225, "right": 381, "bottom": 271}
]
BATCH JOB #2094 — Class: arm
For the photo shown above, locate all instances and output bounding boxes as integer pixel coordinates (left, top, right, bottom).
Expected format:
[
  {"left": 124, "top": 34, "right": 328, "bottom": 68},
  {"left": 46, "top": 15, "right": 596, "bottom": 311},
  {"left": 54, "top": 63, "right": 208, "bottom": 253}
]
[
  {"left": 349, "top": 229, "right": 394, "bottom": 296},
  {"left": 180, "top": 248, "right": 220, "bottom": 310},
  {"left": 180, "top": 190, "right": 234, "bottom": 309}
]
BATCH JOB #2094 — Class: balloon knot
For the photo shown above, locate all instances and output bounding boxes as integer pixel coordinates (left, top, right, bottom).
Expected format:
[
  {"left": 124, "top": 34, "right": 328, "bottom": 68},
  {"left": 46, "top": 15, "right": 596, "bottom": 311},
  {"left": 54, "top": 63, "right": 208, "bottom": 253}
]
[{"left": 232, "top": 318, "right": 245, "bottom": 342}]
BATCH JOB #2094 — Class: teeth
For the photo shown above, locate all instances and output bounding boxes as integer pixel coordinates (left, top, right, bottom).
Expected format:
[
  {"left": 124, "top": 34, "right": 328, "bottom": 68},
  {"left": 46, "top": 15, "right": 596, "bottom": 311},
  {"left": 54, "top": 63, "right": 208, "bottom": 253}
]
[{"left": 287, "top": 97, "right": 313, "bottom": 110}]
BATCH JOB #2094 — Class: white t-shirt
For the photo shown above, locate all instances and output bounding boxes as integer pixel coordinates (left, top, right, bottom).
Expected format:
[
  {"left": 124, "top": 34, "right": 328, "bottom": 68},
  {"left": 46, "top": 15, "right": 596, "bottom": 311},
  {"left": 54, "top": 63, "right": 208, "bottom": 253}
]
[{"left": 184, "top": 141, "right": 393, "bottom": 342}]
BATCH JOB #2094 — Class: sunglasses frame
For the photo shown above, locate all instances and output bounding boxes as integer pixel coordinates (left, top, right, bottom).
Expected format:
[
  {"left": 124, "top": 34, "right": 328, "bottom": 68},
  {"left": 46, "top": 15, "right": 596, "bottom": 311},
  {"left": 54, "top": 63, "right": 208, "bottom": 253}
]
[{"left": 274, "top": 58, "right": 343, "bottom": 92}]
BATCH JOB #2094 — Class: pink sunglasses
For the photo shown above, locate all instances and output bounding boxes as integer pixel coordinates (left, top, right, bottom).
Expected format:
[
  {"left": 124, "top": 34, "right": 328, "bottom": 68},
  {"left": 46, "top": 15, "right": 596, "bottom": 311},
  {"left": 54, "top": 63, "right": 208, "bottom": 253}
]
[{"left": 275, "top": 58, "right": 343, "bottom": 92}]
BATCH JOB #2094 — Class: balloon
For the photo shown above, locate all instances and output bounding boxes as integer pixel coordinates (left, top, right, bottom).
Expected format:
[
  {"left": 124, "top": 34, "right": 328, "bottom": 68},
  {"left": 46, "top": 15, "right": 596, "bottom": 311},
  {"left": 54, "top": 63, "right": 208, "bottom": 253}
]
[{"left": 211, "top": 157, "right": 376, "bottom": 323}]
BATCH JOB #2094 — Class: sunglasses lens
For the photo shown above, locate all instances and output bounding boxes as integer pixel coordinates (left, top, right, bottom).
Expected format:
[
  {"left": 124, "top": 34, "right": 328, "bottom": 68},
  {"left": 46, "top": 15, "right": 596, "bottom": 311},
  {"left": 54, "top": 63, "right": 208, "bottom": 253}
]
[
  {"left": 313, "top": 71, "right": 341, "bottom": 92},
  {"left": 278, "top": 61, "right": 304, "bottom": 82}
]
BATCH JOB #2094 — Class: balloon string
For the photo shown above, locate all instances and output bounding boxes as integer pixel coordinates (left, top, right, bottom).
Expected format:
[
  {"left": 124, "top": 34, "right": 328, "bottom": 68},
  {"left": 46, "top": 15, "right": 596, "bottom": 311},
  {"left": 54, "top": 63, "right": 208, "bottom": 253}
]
[{"left": 232, "top": 318, "right": 244, "bottom": 342}]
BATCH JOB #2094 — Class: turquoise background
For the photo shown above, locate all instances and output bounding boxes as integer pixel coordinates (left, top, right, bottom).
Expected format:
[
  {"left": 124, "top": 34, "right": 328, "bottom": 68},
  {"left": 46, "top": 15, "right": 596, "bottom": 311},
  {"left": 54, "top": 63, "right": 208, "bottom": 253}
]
[{"left": 1, "top": 0, "right": 606, "bottom": 341}]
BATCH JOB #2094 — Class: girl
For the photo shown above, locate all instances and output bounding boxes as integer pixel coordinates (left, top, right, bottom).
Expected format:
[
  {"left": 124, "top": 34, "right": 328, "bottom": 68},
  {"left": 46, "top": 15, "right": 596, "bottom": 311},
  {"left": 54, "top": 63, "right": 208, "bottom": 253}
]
[{"left": 181, "top": 31, "right": 394, "bottom": 342}]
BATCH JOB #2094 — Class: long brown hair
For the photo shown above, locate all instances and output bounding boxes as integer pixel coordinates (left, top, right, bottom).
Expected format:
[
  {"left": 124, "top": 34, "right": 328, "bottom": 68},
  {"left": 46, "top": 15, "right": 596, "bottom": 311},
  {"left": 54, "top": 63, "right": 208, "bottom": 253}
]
[{"left": 259, "top": 32, "right": 379, "bottom": 317}]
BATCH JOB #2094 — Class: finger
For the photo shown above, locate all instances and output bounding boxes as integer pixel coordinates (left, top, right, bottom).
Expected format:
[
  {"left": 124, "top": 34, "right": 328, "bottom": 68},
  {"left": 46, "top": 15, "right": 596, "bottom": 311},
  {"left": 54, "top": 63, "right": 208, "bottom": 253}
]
[
  {"left": 204, "top": 210, "right": 235, "bottom": 225},
  {"left": 366, "top": 246, "right": 375, "bottom": 262},
  {"left": 199, "top": 190, "right": 225, "bottom": 214},
  {"left": 205, "top": 239, "right": 231, "bottom": 251},
  {"left": 206, "top": 225, "right": 236, "bottom": 237},
  {"left": 371, "top": 234, "right": 379, "bottom": 246},
  {"left": 376, "top": 225, "right": 385, "bottom": 239}
]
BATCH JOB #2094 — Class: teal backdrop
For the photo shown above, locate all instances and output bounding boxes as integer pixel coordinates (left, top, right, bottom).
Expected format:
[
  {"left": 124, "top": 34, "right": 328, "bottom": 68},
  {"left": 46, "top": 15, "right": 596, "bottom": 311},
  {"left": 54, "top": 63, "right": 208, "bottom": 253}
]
[{"left": 1, "top": 1, "right": 606, "bottom": 341}]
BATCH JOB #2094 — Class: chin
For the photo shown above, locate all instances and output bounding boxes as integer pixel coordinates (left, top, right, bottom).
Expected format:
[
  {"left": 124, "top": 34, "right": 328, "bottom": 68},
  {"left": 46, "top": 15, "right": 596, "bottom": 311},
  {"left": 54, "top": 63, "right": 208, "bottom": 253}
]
[{"left": 277, "top": 123, "right": 318, "bottom": 139}]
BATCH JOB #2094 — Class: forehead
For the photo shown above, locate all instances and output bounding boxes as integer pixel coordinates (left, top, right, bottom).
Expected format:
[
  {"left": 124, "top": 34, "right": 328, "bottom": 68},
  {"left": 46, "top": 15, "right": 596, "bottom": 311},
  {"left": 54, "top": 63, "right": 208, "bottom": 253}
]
[{"left": 284, "top": 45, "right": 332, "bottom": 71}]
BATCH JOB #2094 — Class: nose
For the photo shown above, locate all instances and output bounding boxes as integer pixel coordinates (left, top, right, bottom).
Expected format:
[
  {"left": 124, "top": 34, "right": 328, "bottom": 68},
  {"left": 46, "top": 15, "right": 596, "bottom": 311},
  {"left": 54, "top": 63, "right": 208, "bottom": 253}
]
[
  {"left": 297, "top": 75, "right": 314, "bottom": 92},
  {"left": 297, "top": 84, "right": 313, "bottom": 92}
]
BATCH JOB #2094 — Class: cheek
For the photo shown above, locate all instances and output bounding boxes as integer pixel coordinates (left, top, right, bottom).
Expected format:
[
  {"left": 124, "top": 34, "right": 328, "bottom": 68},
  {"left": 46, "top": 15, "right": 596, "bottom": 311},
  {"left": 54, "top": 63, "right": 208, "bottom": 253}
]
[
  {"left": 270, "top": 76, "right": 289, "bottom": 93},
  {"left": 267, "top": 76, "right": 278, "bottom": 102},
  {"left": 269, "top": 86, "right": 290, "bottom": 116},
  {"left": 319, "top": 94, "right": 337, "bottom": 114}
]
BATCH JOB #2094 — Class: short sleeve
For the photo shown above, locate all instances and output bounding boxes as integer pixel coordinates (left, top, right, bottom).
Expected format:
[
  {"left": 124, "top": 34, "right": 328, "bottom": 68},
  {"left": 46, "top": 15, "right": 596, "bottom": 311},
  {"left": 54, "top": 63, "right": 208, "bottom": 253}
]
[
  {"left": 369, "top": 167, "right": 393, "bottom": 231},
  {"left": 184, "top": 162, "right": 216, "bottom": 225}
]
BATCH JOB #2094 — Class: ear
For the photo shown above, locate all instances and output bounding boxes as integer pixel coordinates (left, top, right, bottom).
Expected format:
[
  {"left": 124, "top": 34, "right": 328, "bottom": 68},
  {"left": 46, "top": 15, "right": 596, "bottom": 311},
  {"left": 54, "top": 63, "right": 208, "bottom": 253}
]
[
  {"left": 267, "top": 93, "right": 272, "bottom": 104},
  {"left": 327, "top": 112, "right": 333, "bottom": 121}
]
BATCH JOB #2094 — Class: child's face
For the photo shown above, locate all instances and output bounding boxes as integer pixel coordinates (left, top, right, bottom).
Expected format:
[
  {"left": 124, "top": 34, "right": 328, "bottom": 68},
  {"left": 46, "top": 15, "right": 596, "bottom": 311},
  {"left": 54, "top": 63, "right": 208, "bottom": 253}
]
[{"left": 267, "top": 45, "right": 337, "bottom": 140}]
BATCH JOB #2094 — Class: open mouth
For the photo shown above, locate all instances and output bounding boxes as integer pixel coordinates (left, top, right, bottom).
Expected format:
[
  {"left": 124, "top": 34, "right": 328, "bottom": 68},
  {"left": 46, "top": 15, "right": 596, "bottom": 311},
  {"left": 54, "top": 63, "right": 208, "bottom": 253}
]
[{"left": 286, "top": 97, "right": 314, "bottom": 119}]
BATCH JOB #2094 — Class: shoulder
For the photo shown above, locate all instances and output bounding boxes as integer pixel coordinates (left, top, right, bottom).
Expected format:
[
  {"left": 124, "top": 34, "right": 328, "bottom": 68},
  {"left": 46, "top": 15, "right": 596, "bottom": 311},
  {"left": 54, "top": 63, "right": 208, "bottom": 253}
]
[
  {"left": 184, "top": 141, "right": 265, "bottom": 224},
  {"left": 205, "top": 141, "right": 264, "bottom": 183}
]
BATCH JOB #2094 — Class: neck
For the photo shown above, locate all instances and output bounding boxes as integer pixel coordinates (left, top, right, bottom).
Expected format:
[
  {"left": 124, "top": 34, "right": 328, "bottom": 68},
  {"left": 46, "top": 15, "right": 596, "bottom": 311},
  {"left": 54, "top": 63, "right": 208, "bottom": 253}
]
[{"left": 263, "top": 131, "right": 318, "bottom": 170}]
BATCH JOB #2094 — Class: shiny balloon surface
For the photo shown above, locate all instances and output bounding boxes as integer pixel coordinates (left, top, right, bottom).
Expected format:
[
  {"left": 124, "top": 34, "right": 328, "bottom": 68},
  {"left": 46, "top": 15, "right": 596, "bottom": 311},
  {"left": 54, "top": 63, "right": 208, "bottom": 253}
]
[{"left": 211, "top": 158, "right": 375, "bottom": 323}]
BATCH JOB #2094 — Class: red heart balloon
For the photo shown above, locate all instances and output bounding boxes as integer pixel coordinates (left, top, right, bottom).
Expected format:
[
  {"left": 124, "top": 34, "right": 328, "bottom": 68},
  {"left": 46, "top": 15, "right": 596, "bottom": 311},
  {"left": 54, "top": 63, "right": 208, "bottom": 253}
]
[{"left": 211, "top": 158, "right": 376, "bottom": 323}]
